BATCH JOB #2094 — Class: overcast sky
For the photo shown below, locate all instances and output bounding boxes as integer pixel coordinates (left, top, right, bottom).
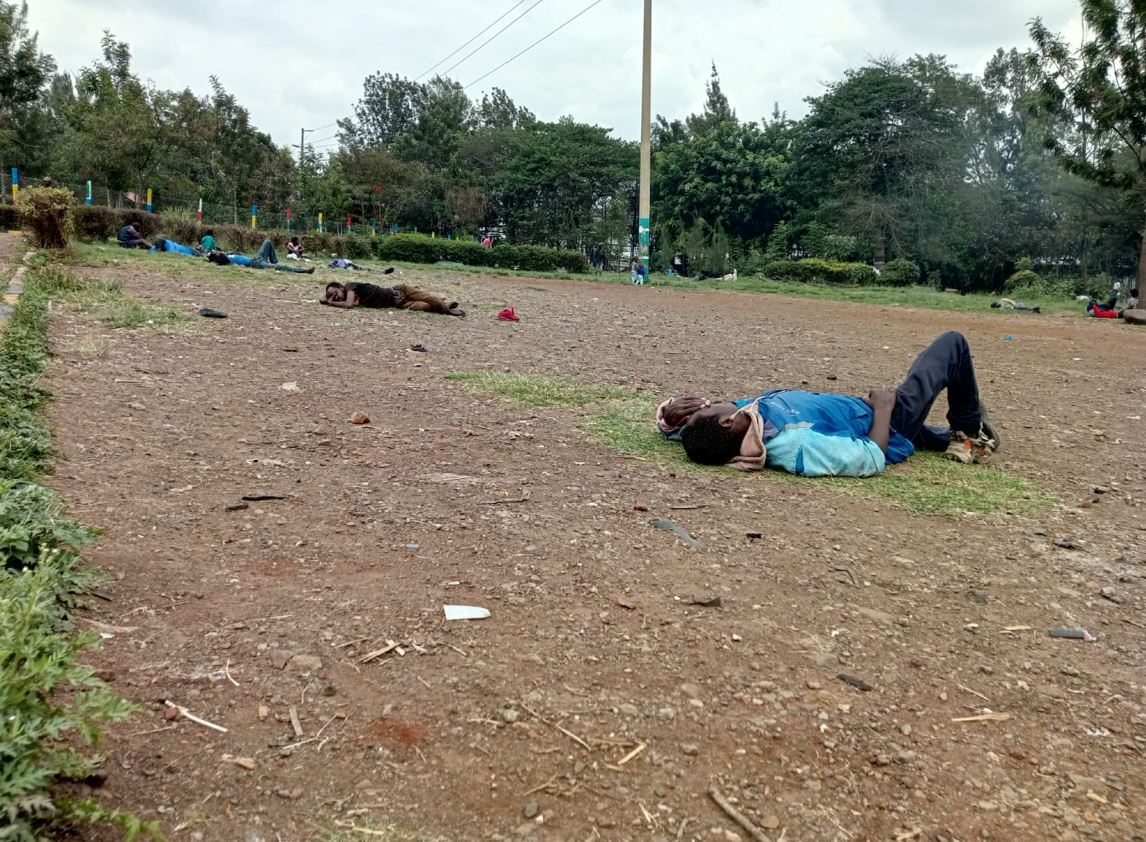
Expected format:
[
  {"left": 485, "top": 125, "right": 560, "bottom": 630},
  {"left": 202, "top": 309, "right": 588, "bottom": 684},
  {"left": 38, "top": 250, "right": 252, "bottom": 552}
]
[{"left": 29, "top": 0, "right": 1082, "bottom": 150}]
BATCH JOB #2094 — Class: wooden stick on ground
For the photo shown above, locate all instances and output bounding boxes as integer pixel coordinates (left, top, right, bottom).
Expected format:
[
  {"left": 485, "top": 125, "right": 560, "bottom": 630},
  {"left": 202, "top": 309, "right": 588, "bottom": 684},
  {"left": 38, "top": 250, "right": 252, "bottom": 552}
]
[
  {"left": 617, "top": 742, "right": 646, "bottom": 766},
  {"left": 288, "top": 705, "right": 304, "bottom": 737},
  {"left": 164, "top": 700, "right": 229, "bottom": 734},
  {"left": 519, "top": 702, "right": 591, "bottom": 751},
  {"left": 359, "top": 640, "right": 401, "bottom": 664},
  {"left": 708, "top": 787, "right": 771, "bottom": 842}
]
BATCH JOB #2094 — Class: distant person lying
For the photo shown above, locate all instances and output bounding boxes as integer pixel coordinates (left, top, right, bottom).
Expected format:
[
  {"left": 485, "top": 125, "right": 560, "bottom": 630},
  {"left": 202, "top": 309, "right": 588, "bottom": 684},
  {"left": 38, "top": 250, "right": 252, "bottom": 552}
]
[
  {"left": 206, "top": 239, "right": 314, "bottom": 274},
  {"left": 150, "top": 237, "right": 203, "bottom": 256},
  {"left": 991, "top": 298, "right": 1040, "bottom": 313},
  {"left": 657, "top": 331, "right": 999, "bottom": 476},
  {"left": 321, "top": 281, "right": 465, "bottom": 317}
]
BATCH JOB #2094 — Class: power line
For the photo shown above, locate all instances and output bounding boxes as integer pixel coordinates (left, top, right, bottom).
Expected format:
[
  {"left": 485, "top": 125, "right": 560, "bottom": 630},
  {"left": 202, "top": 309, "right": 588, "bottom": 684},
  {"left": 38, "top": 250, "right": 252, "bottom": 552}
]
[
  {"left": 439, "top": 0, "right": 546, "bottom": 79},
  {"left": 415, "top": 0, "right": 530, "bottom": 80},
  {"left": 465, "top": 0, "right": 603, "bottom": 90},
  {"left": 308, "top": 120, "right": 339, "bottom": 132},
  {"left": 308, "top": 133, "right": 338, "bottom": 145}
]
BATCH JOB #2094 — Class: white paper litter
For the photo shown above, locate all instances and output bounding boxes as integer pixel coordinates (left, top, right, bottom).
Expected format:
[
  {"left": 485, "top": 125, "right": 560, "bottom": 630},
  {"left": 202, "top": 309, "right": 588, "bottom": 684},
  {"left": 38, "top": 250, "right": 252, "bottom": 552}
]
[{"left": 443, "top": 604, "right": 490, "bottom": 621}]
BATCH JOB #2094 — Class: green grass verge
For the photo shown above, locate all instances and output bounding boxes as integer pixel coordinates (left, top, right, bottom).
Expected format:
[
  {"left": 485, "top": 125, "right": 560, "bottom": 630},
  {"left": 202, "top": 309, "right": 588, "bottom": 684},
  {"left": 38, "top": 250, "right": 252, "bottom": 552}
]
[
  {"left": 587, "top": 272, "right": 1082, "bottom": 316},
  {"left": 0, "top": 259, "right": 165, "bottom": 840},
  {"left": 448, "top": 370, "right": 1054, "bottom": 518},
  {"left": 445, "top": 371, "right": 631, "bottom": 408},
  {"left": 36, "top": 263, "right": 188, "bottom": 329}
]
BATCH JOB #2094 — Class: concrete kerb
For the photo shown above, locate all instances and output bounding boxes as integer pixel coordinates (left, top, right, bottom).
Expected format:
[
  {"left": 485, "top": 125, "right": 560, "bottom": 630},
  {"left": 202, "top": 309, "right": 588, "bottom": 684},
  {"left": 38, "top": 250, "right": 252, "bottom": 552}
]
[{"left": 0, "top": 249, "right": 36, "bottom": 331}]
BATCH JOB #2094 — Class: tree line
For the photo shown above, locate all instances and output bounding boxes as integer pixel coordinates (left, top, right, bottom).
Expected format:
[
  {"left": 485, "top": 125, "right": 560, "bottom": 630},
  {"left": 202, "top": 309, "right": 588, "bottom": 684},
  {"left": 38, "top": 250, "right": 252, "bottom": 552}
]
[{"left": 2, "top": 0, "right": 1145, "bottom": 290}]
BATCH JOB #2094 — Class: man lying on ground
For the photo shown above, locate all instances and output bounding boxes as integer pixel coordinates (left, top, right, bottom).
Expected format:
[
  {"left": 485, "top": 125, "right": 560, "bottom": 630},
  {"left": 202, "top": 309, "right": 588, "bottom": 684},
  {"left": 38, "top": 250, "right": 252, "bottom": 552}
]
[
  {"left": 657, "top": 331, "right": 999, "bottom": 476},
  {"left": 150, "top": 237, "right": 203, "bottom": 256},
  {"left": 117, "top": 224, "right": 152, "bottom": 250},
  {"left": 206, "top": 238, "right": 315, "bottom": 274},
  {"left": 320, "top": 281, "right": 465, "bottom": 317}
]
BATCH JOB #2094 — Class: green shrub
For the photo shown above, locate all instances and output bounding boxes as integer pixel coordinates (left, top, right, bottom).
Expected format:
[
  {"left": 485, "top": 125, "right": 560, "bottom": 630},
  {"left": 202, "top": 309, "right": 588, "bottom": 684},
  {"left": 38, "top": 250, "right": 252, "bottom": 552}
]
[
  {"left": 881, "top": 259, "right": 921, "bottom": 287},
  {"left": 72, "top": 206, "right": 119, "bottom": 242},
  {"left": 0, "top": 203, "right": 20, "bottom": 230},
  {"left": 16, "top": 188, "right": 74, "bottom": 249},
  {"left": 344, "top": 235, "right": 375, "bottom": 260},
  {"left": 1003, "top": 268, "right": 1041, "bottom": 293},
  {"left": 764, "top": 258, "right": 877, "bottom": 286}
]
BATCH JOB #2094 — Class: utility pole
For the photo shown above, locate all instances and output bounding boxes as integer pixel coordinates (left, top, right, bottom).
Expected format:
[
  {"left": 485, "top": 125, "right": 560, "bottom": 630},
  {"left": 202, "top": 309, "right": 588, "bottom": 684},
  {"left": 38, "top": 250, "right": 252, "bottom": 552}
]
[
  {"left": 295, "top": 127, "right": 313, "bottom": 217},
  {"left": 297, "top": 127, "right": 312, "bottom": 170},
  {"left": 638, "top": 0, "right": 652, "bottom": 267}
]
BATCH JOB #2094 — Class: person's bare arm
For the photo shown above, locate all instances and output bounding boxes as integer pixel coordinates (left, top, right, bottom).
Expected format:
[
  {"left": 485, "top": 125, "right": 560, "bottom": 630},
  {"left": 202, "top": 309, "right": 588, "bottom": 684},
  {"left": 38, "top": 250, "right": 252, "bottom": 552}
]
[
  {"left": 321, "top": 290, "right": 358, "bottom": 309},
  {"left": 862, "top": 387, "right": 896, "bottom": 454},
  {"left": 662, "top": 396, "right": 710, "bottom": 428}
]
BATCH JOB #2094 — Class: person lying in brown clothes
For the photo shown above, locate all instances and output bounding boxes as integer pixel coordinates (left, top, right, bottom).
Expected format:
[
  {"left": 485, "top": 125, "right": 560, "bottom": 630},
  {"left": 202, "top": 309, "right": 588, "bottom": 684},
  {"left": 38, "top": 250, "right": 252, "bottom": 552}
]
[{"left": 320, "top": 282, "right": 465, "bottom": 317}]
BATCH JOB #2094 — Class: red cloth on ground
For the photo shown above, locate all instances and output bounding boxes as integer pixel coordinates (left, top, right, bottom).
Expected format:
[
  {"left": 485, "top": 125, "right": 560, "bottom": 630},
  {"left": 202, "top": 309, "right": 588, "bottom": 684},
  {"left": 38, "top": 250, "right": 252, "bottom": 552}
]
[
  {"left": 1091, "top": 306, "right": 1118, "bottom": 319},
  {"left": 497, "top": 307, "right": 520, "bottom": 321}
]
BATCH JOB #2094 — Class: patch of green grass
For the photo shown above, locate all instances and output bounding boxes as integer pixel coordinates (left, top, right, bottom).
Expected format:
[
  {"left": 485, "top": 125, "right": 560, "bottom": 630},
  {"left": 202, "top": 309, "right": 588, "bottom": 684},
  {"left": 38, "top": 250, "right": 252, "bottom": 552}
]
[
  {"left": 587, "top": 397, "right": 700, "bottom": 471},
  {"left": 445, "top": 371, "right": 631, "bottom": 408},
  {"left": 583, "top": 272, "right": 1081, "bottom": 316},
  {"left": 817, "top": 451, "right": 1056, "bottom": 516},
  {"left": 37, "top": 263, "right": 188, "bottom": 329}
]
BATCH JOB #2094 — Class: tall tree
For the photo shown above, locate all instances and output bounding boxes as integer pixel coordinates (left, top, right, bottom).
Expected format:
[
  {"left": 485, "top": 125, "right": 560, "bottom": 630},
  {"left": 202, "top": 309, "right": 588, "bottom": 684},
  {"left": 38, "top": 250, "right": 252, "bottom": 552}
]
[
  {"left": 1030, "top": 2, "right": 1146, "bottom": 287},
  {"left": 0, "top": 1, "right": 55, "bottom": 172}
]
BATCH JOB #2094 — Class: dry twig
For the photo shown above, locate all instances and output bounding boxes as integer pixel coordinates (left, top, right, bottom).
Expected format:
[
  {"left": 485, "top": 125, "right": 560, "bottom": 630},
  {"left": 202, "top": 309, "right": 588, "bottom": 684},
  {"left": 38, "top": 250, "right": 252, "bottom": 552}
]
[{"left": 708, "top": 787, "right": 771, "bottom": 842}]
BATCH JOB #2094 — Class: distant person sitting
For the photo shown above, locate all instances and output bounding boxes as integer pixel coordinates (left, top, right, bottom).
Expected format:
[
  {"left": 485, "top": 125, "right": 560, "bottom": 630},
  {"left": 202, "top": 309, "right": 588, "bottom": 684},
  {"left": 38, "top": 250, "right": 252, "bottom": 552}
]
[
  {"left": 207, "top": 238, "right": 314, "bottom": 274},
  {"left": 200, "top": 229, "right": 217, "bottom": 251},
  {"left": 481, "top": 234, "right": 493, "bottom": 248},
  {"left": 1127, "top": 287, "right": 1140, "bottom": 311},
  {"left": 117, "top": 224, "right": 152, "bottom": 250},
  {"left": 321, "top": 281, "right": 465, "bottom": 317},
  {"left": 287, "top": 236, "right": 304, "bottom": 260}
]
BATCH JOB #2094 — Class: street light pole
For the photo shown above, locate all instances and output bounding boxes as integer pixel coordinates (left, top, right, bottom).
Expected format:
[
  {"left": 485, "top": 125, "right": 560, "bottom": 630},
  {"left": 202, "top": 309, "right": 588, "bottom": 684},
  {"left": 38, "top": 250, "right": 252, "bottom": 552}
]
[{"left": 638, "top": 0, "right": 652, "bottom": 266}]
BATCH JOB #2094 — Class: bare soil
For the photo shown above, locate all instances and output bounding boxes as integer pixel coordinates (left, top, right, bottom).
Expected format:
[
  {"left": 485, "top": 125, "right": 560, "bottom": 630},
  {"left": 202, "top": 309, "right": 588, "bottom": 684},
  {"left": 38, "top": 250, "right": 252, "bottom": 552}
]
[{"left": 27, "top": 239, "right": 1146, "bottom": 841}]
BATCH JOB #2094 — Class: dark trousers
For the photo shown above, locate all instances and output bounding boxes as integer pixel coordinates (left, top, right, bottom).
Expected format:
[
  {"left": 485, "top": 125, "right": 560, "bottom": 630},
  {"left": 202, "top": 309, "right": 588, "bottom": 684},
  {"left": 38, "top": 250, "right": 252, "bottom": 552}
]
[{"left": 891, "top": 331, "right": 984, "bottom": 451}]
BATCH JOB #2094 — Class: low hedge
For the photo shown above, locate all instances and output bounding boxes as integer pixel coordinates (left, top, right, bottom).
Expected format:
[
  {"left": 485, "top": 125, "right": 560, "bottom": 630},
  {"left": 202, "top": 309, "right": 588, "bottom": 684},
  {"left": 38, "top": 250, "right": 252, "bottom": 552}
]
[
  {"left": 69, "top": 209, "right": 589, "bottom": 272},
  {"left": 880, "top": 258, "right": 921, "bottom": 287},
  {"left": 764, "top": 258, "right": 877, "bottom": 286},
  {"left": 0, "top": 203, "right": 20, "bottom": 230},
  {"left": 73, "top": 206, "right": 163, "bottom": 242}
]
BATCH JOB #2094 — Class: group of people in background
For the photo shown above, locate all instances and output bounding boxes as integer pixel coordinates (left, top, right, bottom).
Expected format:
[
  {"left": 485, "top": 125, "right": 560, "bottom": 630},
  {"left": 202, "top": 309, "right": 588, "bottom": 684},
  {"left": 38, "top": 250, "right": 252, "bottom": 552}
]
[{"left": 115, "top": 223, "right": 465, "bottom": 317}]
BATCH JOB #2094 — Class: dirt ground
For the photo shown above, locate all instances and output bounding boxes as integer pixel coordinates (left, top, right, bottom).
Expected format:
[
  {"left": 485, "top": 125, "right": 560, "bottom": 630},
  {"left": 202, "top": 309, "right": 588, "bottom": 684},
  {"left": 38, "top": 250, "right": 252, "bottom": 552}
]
[{"left": 25, "top": 238, "right": 1146, "bottom": 842}]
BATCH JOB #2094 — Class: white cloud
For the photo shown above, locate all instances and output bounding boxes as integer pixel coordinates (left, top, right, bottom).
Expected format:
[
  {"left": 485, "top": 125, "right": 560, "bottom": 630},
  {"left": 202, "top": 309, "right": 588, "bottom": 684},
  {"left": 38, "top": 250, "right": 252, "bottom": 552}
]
[{"left": 28, "top": 0, "right": 1083, "bottom": 146}]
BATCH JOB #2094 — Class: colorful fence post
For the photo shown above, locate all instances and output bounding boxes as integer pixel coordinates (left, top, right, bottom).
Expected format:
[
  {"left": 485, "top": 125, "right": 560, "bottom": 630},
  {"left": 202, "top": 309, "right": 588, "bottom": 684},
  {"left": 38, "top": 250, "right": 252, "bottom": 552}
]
[
  {"left": 10, "top": 167, "right": 18, "bottom": 202},
  {"left": 146, "top": 187, "right": 153, "bottom": 213},
  {"left": 197, "top": 198, "right": 203, "bottom": 223},
  {"left": 85, "top": 180, "right": 93, "bottom": 206},
  {"left": 346, "top": 214, "right": 352, "bottom": 234},
  {"left": 286, "top": 207, "right": 292, "bottom": 232},
  {"left": 317, "top": 212, "right": 324, "bottom": 233},
  {"left": 370, "top": 219, "right": 377, "bottom": 237},
  {"left": 251, "top": 203, "right": 258, "bottom": 230}
]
